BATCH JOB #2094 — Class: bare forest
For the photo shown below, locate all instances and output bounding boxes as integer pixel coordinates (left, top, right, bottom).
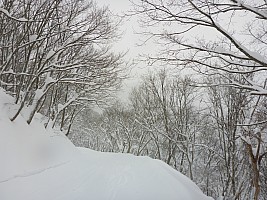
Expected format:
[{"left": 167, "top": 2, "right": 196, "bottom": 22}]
[{"left": 1, "top": 0, "right": 267, "bottom": 200}]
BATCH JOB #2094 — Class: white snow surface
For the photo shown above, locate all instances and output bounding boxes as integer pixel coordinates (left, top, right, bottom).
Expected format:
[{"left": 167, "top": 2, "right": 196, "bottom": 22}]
[{"left": 0, "top": 89, "right": 212, "bottom": 200}]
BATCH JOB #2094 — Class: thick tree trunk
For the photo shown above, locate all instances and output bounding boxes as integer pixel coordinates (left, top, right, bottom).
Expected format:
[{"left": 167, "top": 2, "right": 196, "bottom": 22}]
[{"left": 246, "top": 142, "right": 260, "bottom": 200}]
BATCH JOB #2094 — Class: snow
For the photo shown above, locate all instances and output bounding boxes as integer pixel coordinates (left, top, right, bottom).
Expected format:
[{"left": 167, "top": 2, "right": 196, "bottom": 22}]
[
  {"left": 214, "top": 22, "right": 267, "bottom": 65},
  {"left": 29, "top": 34, "right": 38, "bottom": 42},
  {"left": 0, "top": 88, "right": 212, "bottom": 200},
  {"left": 46, "top": 50, "right": 55, "bottom": 60},
  {"left": 234, "top": 0, "right": 267, "bottom": 19},
  {"left": 0, "top": 8, "right": 11, "bottom": 17},
  {"left": 45, "top": 76, "right": 55, "bottom": 85}
]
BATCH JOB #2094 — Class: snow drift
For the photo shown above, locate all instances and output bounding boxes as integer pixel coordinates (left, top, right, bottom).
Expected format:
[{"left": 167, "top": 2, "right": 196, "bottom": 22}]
[{"left": 0, "top": 89, "right": 212, "bottom": 200}]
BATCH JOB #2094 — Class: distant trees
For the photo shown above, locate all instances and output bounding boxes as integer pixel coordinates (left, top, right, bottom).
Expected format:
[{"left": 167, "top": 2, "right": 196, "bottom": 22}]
[
  {"left": 0, "top": 0, "right": 125, "bottom": 131},
  {"left": 130, "top": 70, "right": 201, "bottom": 179},
  {"left": 70, "top": 69, "right": 267, "bottom": 199},
  {"left": 70, "top": 1, "right": 267, "bottom": 199},
  {"left": 3, "top": 0, "right": 265, "bottom": 199},
  {"left": 70, "top": 70, "right": 205, "bottom": 181},
  {"left": 129, "top": 1, "right": 267, "bottom": 199},
  {"left": 205, "top": 75, "right": 249, "bottom": 198}
]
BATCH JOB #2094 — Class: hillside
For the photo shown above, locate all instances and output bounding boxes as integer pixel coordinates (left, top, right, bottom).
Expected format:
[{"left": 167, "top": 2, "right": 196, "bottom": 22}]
[{"left": 0, "top": 89, "right": 212, "bottom": 200}]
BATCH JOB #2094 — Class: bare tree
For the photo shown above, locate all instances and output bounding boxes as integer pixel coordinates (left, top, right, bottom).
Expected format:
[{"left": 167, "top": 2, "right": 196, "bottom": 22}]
[
  {"left": 132, "top": 1, "right": 267, "bottom": 199},
  {"left": 0, "top": 0, "right": 125, "bottom": 130},
  {"left": 129, "top": 70, "right": 203, "bottom": 180},
  {"left": 205, "top": 75, "right": 251, "bottom": 199},
  {"left": 131, "top": 0, "right": 267, "bottom": 95},
  {"left": 70, "top": 70, "right": 203, "bottom": 180}
]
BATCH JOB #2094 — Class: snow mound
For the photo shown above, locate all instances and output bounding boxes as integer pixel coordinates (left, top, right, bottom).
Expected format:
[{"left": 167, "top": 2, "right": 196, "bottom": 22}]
[{"left": 0, "top": 89, "right": 213, "bottom": 200}]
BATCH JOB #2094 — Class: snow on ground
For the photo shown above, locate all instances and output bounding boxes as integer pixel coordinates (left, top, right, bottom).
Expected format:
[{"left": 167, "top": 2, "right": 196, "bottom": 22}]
[{"left": 0, "top": 89, "right": 213, "bottom": 200}]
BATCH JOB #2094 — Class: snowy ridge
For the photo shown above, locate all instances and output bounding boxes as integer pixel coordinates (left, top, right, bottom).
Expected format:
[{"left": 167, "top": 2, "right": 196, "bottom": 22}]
[{"left": 0, "top": 89, "right": 212, "bottom": 200}]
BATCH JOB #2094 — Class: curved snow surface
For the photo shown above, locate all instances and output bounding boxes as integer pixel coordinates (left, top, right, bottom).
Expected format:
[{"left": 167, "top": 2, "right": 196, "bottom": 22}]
[
  {"left": 0, "top": 89, "right": 213, "bottom": 200},
  {"left": 1, "top": 148, "right": 212, "bottom": 200}
]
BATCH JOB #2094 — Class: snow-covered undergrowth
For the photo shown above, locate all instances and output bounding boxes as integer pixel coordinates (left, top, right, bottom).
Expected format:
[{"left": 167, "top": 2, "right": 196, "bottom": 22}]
[{"left": 0, "top": 89, "right": 212, "bottom": 200}]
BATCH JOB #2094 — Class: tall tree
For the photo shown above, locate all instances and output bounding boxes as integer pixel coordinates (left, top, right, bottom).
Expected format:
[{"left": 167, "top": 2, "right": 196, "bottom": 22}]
[
  {"left": 0, "top": 0, "right": 125, "bottom": 130},
  {"left": 132, "top": 1, "right": 267, "bottom": 199},
  {"left": 132, "top": 0, "right": 267, "bottom": 95}
]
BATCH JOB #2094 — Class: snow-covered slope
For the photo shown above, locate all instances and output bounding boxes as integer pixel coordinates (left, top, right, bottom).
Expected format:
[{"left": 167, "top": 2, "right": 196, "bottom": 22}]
[{"left": 0, "top": 89, "right": 212, "bottom": 200}]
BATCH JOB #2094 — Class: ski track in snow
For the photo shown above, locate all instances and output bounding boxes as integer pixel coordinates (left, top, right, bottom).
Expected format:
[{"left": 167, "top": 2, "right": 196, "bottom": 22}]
[
  {"left": 0, "top": 160, "right": 69, "bottom": 183},
  {"left": 0, "top": 89, "right": 213, "bottom": 200},
  {"left": 108, "top": 167, "right": 132, "bottom": 200}
]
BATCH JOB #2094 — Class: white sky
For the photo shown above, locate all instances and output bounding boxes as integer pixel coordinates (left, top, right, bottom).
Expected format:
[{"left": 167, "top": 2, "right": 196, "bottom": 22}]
[
  {"left": 97, "top": 0, "right": 136, "bottom": 53},
  {"left": 96, "top": 0, "right": 154, "bottom": 103},
  {"left": 95, "top": 1, "right": 245, "bottom": 103}
]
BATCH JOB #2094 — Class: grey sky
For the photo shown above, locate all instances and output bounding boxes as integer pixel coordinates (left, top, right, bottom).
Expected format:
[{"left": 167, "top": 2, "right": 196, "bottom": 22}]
[{"left": 96, "top": 0, "right": 150, "bottom": 102}]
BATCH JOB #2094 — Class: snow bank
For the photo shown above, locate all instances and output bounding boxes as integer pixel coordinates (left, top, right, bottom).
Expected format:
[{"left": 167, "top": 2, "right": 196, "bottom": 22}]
[{"left": 0, "top": 89, "right": 212, "bottom": 200}]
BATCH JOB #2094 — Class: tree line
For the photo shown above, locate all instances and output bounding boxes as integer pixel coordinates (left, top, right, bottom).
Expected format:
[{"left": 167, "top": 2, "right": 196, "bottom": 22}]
[
  {"left": 70, "top": 70, "right": 267, "bottom": 200},
  {"left": 1, "top": 0, "right": 267, "bottom": 199},
  {"left": 72, "top": 0, "right": 267, "bottom": 199},
  {"left": 0, "top": 0, "right": 125, "bottom": 134}
]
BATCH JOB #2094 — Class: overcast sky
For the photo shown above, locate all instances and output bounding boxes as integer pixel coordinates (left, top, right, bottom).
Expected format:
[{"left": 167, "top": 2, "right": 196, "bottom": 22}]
[
  {"left": 97, "top": 0, "right": 136, "bottom": 53},
  {"left": 96, "top": 0, "right": 152, "bottom": 102},
  {"left": 94, "top": 1, "right": 255, "bottom": 107},
  {"left": 95, "top": 1, "right": 211, "bottom": 103}
]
